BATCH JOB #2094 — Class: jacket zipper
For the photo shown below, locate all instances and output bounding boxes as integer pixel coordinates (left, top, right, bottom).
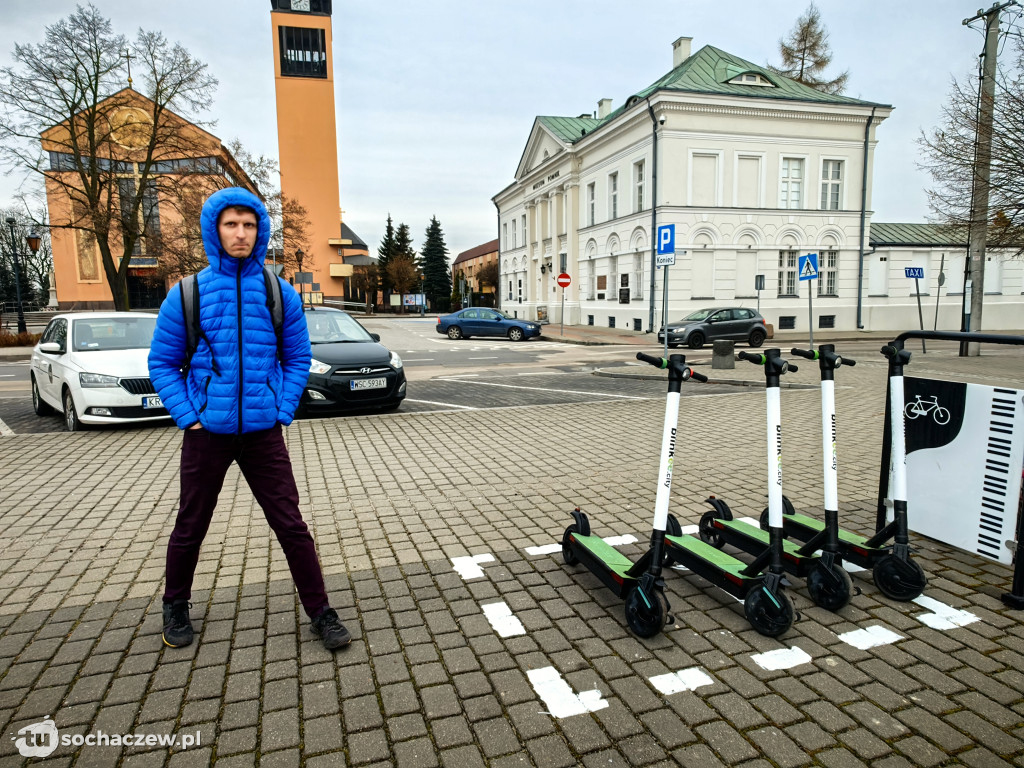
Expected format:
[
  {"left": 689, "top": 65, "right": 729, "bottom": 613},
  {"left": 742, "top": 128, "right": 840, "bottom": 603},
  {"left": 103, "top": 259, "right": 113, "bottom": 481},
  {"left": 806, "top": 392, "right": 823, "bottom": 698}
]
[{"left": 236, "top": 268, "right": 244, "bottom": 433}]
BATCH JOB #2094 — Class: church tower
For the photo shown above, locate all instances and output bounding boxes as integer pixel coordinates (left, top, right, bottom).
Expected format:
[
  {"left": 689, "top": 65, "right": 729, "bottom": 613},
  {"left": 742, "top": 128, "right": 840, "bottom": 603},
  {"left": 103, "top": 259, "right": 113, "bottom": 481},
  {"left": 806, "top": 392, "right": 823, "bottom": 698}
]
[{"left": 269, "top": 0, "right": 349, "bottom": 298}]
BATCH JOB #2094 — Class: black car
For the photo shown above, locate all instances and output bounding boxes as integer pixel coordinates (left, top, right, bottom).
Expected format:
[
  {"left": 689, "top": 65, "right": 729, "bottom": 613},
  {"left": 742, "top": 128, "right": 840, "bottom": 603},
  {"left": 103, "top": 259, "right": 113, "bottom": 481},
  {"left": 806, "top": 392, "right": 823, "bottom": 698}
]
[
  {"left": 298, "top": 307, "right": 406, "bottom": 415},
  {"left": 657, "top": 307, "right": 768, "bottom": 349}
]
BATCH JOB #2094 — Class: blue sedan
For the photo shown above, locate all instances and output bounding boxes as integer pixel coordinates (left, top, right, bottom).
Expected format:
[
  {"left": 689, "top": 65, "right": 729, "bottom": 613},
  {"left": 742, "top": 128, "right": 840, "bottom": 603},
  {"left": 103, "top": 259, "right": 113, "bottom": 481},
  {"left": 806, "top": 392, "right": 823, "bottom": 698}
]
[{"left": 436, "top": 308, "right": 542, "bottom": 341}]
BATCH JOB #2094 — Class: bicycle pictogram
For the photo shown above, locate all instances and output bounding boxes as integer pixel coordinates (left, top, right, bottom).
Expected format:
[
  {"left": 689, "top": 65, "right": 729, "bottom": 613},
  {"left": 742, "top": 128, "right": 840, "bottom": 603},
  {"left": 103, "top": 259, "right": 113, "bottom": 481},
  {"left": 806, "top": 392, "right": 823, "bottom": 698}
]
[{"left": 904, "top": 394, "right": 950, "bottom": 425}]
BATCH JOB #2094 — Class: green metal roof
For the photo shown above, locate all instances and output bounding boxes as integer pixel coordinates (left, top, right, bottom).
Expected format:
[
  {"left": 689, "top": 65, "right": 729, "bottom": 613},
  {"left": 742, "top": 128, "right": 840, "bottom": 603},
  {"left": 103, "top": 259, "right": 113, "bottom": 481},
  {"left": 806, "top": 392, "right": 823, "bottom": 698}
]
[
  {"left": 869, "top": 223, "right": 964, "bottom": 247},
  {"left": 538, "top": 45, "right": 889, "bottom": 147},
  {"left": 537, "top": 115, "right": 603, "bottom": 143}
]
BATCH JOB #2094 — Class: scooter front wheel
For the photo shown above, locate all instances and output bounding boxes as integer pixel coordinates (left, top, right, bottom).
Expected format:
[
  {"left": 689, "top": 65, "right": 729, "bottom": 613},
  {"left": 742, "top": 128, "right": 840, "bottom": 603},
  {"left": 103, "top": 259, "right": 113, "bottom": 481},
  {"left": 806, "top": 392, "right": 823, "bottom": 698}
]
[
  {"left": 625, "top": 586, "right": 669, "bottom": 638},
  {"left": 562, "top": 525, "right": 580, "bottom": 566},
  {"left": 699, "top": 511, "right": 726, "bottom": 549},
  {"left": 873, "top": 554, "right": 927, "bottom": 601},
  {"left": 744, "top": 585, "right": 795, "bottom": 637},
  {"left": 807, "top": 561, "right": 853, "bottom": 611}
]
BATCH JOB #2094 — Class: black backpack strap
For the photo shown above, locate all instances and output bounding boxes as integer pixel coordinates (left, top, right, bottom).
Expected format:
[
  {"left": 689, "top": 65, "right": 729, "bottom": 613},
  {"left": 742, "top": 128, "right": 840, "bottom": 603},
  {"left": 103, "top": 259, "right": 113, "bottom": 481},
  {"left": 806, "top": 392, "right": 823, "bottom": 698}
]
[
  {"left": 180, "top": 273, "right": 218, "bottom": 376},
  {"left": 263, "top": 266, "right": 285, "bottom": 363}
]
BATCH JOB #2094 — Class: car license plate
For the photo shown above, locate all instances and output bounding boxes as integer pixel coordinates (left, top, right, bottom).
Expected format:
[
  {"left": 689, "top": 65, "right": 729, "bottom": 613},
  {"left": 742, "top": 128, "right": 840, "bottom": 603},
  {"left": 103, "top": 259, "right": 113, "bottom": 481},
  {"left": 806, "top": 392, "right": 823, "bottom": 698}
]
[
  {"left": 351, "top": 378, "right": 386, "bottom": 391},
  {"left": 143, "top": 395, "right": 163, "bottom": 409}
]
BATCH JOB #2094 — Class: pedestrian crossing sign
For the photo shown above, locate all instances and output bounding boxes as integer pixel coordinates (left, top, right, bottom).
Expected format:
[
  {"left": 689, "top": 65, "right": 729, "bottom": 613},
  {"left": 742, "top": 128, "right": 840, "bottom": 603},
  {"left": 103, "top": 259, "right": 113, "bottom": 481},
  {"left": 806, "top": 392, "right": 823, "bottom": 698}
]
[{"left": 799, "top": 253, "right": 818, "bottom": 281}]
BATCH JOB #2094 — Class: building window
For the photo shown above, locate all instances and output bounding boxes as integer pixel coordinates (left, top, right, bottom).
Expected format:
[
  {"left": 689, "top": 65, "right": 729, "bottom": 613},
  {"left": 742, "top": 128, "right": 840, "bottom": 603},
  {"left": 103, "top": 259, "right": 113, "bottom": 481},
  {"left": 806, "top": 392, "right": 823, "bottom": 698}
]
[
  {"left": 634, "top": 160, "right": 645, "bottom": 212},
  {"left": 279, "top": 26, "right": 327, "bottom": 78},
  {"left": 780, "top": 158, "right": 803, "bottom": 209},
  {"left": 821, "top": 160, "right": 843, "bottom": 210},
  {"left": 779, "top": 316, "right": 796, "bottom": 330},
  {"left": 818, "top": 250, "right": 838, "bottom": 295},
  {"left": 521, "top": 215, "right": 526, "bottom": 246},
  {"left": 587, "top": 183, "right": 595, "bottom": 227},
  {"left": 609, "top": 172, "right": 618, "bottom": 219},
  {"left": 502, "top": 223, "right": 507, "bottom": 251},
  {"left": 511, "top": 220, "right": 517, "bottom": 249},
  {"left": 118, "top": 178, "right": 161, "bottom": 257},
  {"left": 778, "top": 250, "right": 798, "bottom": 296},
  {"left": 633, "top": 253, "right": 644, "bottom": 300}
]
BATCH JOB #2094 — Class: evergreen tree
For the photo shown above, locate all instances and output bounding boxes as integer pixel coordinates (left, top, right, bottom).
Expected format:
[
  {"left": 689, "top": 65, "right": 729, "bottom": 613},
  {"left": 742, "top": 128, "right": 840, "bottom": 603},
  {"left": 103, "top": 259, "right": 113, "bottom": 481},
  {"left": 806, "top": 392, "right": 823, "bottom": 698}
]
[
  {"left": 769, "top": 3, "right": 849, "bottom": 95},
  {"left": 419, "top": 216, "right": 451, "bottom": 308},
  {"left": 376, "top": 215, "right": 397, "bottom": 294}
]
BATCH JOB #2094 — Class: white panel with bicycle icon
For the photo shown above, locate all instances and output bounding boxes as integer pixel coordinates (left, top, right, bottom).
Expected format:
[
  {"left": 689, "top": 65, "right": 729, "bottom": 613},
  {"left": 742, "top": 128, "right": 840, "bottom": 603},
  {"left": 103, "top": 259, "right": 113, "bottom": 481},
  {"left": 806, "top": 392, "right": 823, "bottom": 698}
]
[{"left": 897, "top": 377, "right": 1024, "bottom": 566}]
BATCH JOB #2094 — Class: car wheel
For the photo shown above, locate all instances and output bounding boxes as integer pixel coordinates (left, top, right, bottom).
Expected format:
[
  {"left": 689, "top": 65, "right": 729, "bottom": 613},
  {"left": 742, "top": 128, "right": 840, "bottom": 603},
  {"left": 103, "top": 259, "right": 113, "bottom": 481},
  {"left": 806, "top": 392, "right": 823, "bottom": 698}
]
[
  {"left": 63, "top": 389, "right": 83, "bottom": 432},
  {"left": 749, "top": 328, "right": 766, "bottom": 348},
  {"left": 507, "top": 327, "right": 525, "bottom": 342},
  {"left": 31, "top": 375, "right": 54, "bottom": 416},
  {"left": 447, "top": 326, "right": 463, "bottom": 340},
  {"left": 687, "top": 332, "right": 705, "bottom": 350}
]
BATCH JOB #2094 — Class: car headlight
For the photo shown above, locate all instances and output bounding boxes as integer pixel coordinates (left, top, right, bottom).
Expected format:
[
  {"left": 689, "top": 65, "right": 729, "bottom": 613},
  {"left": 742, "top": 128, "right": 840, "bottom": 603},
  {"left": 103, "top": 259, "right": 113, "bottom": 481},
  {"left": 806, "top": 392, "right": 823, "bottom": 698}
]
[
  {"left": 79, "top": 373, "right": 120, "bottom": 388},
  {"left": 309, "top": 359, "right": 332, "bottom": 375},
  {"left": 390, "top": 351, "right": 403, "bottom": 370}
]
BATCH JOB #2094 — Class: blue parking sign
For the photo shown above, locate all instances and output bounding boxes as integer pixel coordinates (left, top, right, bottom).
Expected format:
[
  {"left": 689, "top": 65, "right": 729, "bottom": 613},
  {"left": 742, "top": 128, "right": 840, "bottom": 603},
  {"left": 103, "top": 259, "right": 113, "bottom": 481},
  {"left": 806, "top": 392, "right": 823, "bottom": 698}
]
[
  {"left": 799, "top": 253, "right": 818, "bottom": 281},
  {"left": 657, "top": 224, "right": 675, "bottom": 255}
]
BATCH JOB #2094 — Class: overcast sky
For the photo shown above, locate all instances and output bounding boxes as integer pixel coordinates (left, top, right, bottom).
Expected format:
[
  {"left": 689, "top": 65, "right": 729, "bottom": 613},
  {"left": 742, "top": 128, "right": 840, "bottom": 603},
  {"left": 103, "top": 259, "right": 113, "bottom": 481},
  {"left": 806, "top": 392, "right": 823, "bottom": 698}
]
[{"left": 0, "top": 1, "right": 999, "bottom": 259}]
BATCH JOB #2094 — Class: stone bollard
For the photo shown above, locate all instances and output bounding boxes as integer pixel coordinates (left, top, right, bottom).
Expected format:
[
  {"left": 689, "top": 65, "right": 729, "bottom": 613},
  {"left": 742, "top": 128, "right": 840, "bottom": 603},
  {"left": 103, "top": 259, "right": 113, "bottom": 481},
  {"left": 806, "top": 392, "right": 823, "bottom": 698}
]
[{"left": 712, "top": 339, "right": 735, "bottom": 369}]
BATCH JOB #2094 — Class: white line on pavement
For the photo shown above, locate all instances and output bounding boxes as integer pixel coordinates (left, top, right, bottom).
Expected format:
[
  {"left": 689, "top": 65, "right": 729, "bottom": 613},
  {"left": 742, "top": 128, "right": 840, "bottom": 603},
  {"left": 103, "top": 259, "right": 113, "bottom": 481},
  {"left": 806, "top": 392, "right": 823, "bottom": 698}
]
[
  {"left": 0, "top": 417, "right": 14, "bottom": 436},
  {"left": 451, "top": 553, "right": 495, "bottom": 580},
  {"left": 751, "top": 646, "right": 813, "bottom": 671},
  {"left": 648, "top": 668, "right": 715, "bottom": 695},
  {"left": 436, "top": 377, "right": 646, "bottom": 400},
  {"left": 481, "top": 602, "right": 526, "bottom": 637},
  {"left": 525, "top": 544, "right": 562, "bottom": 556},
  {"left": 468, "top": 357, "right": 498, "bottom": 360},
  {"left": 911, "top": 595, "right": 980, "bottom": 629},
  {"left": 838, "top": 625, "right": 904, "bottom": 649},
  {"left": 527, "top": 667, "right": 609, "bottom": 718},
  {"left": 403, "top": 399, "right": 478, "bottom": 410}
]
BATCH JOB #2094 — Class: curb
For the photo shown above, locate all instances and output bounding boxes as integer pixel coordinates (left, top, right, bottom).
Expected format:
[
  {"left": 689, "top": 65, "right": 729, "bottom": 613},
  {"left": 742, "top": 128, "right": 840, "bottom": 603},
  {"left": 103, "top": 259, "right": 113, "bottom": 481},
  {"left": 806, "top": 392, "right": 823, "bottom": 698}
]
[{"left": 590, "top": 367, "right": 816, "bottom": 388}]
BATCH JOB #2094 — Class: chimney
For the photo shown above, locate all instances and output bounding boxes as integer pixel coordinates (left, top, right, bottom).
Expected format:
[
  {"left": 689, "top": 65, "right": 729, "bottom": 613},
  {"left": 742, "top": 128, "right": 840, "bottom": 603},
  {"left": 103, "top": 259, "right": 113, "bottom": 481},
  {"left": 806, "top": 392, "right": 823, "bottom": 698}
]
[
  {"left": 673, "top": 36, "right": 692, "bottom": 68},
  {"left": 597, "top": 98, "right": 613, "bottom": 119}
]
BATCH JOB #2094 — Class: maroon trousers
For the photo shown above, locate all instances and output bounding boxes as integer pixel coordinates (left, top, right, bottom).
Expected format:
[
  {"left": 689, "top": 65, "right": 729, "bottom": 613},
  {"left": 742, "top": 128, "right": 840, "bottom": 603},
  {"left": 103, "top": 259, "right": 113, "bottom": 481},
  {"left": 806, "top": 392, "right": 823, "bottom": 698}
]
[{"left": 164, "top": 424, "right": 329, "bottom": 618}]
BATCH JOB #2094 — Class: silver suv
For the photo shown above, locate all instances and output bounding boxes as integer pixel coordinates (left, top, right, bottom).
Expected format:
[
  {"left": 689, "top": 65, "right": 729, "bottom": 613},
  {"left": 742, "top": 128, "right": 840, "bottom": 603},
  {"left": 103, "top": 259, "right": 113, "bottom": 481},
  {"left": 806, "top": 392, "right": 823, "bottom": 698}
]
[{"left": 658, "top": 307, "right": 768, "bottom": 349}]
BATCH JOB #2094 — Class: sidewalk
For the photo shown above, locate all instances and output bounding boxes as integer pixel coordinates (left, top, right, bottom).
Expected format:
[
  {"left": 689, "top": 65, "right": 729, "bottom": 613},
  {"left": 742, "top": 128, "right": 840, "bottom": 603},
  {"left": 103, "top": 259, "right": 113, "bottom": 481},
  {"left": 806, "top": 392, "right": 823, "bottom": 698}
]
[{"left": 0, "top": 337, "right": 1023, "bottom": 766}]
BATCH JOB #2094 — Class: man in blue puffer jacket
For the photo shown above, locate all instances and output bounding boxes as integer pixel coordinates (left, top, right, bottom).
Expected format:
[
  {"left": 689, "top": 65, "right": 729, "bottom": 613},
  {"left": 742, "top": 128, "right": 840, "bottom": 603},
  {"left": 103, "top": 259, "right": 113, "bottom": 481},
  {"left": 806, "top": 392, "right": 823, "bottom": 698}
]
[{"left": 149, "top": 187, "right": 350, "bottom": 651}]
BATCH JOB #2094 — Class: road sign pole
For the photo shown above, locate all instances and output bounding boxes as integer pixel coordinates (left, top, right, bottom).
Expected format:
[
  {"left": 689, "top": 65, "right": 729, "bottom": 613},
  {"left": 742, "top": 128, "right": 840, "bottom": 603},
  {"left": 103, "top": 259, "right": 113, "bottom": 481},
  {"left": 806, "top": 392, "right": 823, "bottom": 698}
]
[
  {"left": 560, "top": 286, "right": 565, "bottom": 337},
  {"left": 915, "top": 277, "right": 926, "bottom": 354},
  {"left": 662, "top": 264, "right": 669, "bottom": 359},
  {"left": 808, "top": 280, "right": 814, "bottom": 348}
]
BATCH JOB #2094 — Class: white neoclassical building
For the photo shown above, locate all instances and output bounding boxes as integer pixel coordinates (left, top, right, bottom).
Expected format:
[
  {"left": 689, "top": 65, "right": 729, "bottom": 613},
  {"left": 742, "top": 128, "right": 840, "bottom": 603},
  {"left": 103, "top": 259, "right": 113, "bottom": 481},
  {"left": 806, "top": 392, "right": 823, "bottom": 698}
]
[{"left": 493, "top": 37, "right": 1023, "bottom": 334}]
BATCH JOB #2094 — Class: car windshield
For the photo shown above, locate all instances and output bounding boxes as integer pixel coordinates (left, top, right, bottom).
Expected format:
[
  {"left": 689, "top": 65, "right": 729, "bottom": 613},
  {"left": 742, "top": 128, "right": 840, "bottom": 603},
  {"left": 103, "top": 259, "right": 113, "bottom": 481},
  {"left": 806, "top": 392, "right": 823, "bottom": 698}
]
[
  {"left": 679, "top": 309, "right": 715, "bottom": 322},
  {"left": 306, "top": 311, "right": 374, "bottom": 343},
  {"left": 72, "top": 317, "right": 156, "bottom": 351}
]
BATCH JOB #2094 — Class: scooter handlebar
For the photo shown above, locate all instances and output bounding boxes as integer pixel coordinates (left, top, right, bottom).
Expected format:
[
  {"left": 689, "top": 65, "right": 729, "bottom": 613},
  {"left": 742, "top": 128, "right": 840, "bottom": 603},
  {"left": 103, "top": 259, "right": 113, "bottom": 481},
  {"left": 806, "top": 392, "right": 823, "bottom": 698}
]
[
  {"left": 841, "top": 357, "right": 856, "bottom": 366},
  {"left": 790, "top": 347, "right": 816, "bottom": 360},
  {"left": 737, "top": 351, "right": 764, "bottom": 364},
  {"left": 636, "top": 352, "right": 665, "bottom": 369},
  {"left": 688, "top": 369, "right": 709, "bottom": 383}
]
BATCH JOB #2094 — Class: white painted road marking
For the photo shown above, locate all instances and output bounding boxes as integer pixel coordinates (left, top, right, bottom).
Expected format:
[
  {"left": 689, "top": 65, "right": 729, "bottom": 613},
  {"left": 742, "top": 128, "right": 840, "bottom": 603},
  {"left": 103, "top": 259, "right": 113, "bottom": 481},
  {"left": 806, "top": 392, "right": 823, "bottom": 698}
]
[
  {"left": 525, "top": 544, "right": 562, "bottom": 556},
  {"left": 482, "top": 602, "right": 526, "bottom": 637},
  {"left": 404, "top": 399, "right": 478, "bottom": 410},
  {"left": 437, "top": 377, "right": 647, "bottom": 400},
  {"left": 648, "top": 668, "right": 714, "bottom": 695},
  {"left": 527, "top": 667, "right": 609, "bottom": 718},
  {"left": 839, "top": 625, "right": 904, "bottom": 649},
  {"left": 451, "top": 553, "right": 495, "bottom": 580},
  {"left": 751, "top": 646, "right": 813, "bottom": 671},
  {"left": 602, "top": 534, "right": 638, "bottom": 547},
  {"left": 912, "top": 595, "right": 980, "bottom": 629}
]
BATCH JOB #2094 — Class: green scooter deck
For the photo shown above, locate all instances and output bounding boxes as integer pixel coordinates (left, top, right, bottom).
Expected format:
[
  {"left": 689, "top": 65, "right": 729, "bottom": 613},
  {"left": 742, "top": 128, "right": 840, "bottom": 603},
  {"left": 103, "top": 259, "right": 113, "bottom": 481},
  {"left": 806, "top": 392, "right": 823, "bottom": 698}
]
[
  {"left": 712, "top": 519, "right": 819, "bottom": 577},
  {"left": 664, "top": 534, "right": 761, "bottom": 600},
  {"left": 782, "top": 512, "right": 887, "bottom": 569},
  {"left": 567, "top": 533, "right": 639, "bottom": 598}
]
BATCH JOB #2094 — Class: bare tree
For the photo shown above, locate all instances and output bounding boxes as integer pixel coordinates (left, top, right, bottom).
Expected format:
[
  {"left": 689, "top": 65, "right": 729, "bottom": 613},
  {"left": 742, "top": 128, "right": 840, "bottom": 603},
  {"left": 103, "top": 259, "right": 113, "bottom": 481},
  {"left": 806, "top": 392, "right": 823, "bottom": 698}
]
[
  {"left": 386, "top": 253, "right": 419, "bottom": 314},
  {"left": 476, "top": 260, "right": 499, "bottom": 291},
  {"left": 0, "top": 4, "right": 218, "bottom": 310},
  {"left": 769, "top": 3, "right": 849, "bottom": 95},
  {"left": 918, "top": 36, "right": 1024, "bottom": 255},
  {"left": 350, "top": 264, "right": 379, "bottom": 313}
]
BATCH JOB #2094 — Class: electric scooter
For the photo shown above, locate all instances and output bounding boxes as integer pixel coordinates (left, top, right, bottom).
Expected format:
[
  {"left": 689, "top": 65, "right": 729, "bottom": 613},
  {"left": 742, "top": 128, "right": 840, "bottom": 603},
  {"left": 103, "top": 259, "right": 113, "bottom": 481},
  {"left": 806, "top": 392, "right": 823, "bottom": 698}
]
[
  {"left": 697, "top": 344, "right": 856, "bottom": 611},
  {"left": 661, "top": 348, "right": 798, "bottom": 637},
  {"left": 765, "top": 344, "right": 927, "bottom": 601},
  {"left": 562, "top": 352, "right": 708, "bottom": 638}
]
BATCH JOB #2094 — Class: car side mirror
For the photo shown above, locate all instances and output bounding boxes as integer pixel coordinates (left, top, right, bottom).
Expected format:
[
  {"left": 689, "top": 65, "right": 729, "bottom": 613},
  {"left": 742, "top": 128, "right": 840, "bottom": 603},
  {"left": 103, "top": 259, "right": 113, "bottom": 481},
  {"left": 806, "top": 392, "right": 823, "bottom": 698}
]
[
  {"left": 39, "top": 342, "right": 62, "bottom": 354},
  {"left": 370, "top": 333, "right": 380, "bottom": 342}
]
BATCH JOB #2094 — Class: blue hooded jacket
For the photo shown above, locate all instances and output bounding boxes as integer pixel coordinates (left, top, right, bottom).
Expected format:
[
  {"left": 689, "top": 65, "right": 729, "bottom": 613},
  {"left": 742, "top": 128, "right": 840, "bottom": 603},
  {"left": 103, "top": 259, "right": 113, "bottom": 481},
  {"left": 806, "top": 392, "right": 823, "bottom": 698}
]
[{"left": 148, "top": 187, "right": 311, "bottom": 433}]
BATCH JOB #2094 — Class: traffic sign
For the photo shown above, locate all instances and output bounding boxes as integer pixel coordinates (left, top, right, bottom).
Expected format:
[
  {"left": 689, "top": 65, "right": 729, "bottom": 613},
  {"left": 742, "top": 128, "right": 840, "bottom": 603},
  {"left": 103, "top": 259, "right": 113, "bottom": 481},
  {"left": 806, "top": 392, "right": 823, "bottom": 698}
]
[
  {"left": 657, "top": 224, "right": 675, "bottom": 256},
  {"left": 904, "top": 267, "right": 925, "bottom": 279},
  {"left": 556, "top": 273, "right": 571, "bottom": 288},
  {"left": 799, "top": 253, "right": 818, "bottom": 281}
]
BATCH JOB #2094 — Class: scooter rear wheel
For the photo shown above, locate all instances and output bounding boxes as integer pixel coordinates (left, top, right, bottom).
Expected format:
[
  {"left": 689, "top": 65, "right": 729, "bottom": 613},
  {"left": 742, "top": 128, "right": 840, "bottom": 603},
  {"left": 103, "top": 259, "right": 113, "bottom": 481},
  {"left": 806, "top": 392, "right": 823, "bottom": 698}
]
[
  {"left": 562, "top": 525, "right": 580, "bottom": 566},
  {"left": 699, "top": 510, "right": 726, "bottom": 549},
  {"left": 807, "top": 561, "right": 853, "bottom": 611},
  {"left": 625, "top": 586, "right": 669, "bottom": 638},
  {"left": 873, "top": 554, "right": 927, "bottom": 601},
  {"left": 744, "top": 585, "right": 795, "bottom": 637},
  {"left": 760, "top": 495, "right": 797, "bottom": 530}
]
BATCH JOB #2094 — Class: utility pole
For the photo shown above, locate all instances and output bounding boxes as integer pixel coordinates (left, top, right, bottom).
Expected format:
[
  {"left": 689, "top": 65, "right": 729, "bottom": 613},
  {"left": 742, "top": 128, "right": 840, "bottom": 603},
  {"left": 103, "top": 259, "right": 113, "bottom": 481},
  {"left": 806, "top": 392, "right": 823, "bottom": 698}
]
[{"left": 961, "top": 1, "right": 1018, "bottom": 356}]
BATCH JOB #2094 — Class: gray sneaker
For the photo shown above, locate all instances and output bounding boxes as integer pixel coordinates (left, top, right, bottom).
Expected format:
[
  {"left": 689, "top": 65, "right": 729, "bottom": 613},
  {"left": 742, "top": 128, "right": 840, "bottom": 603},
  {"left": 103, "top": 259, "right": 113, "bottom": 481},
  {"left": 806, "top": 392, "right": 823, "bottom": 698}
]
[
  {"left": 311, "top": 607, "right": 351, "bottom": 650},
  {"left": 162, "top": 600, "right": 194, "bottom": 648}
]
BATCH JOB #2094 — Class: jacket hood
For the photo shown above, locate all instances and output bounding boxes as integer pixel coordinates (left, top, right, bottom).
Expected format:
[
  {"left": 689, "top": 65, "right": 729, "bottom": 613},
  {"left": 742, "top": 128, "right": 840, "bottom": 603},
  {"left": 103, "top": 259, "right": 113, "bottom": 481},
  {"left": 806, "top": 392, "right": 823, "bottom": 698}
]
[{"left": 200, "top": 187, "right": 271, "bottom": 274}]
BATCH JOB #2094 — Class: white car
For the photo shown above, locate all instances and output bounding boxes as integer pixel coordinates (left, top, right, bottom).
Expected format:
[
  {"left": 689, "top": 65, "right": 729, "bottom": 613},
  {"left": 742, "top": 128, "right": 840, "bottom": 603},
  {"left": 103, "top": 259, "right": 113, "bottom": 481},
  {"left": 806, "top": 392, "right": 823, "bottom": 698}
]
[{"left": 31, "top": 312, "right": 171, "bottom": 431}]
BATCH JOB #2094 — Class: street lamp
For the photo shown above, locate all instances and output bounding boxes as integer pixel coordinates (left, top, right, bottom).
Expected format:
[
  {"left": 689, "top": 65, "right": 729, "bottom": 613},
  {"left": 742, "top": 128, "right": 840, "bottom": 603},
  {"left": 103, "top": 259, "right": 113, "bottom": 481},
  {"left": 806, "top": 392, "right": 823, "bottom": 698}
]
[
  {"left": 419, "top": 273, "right": 425, "bottom": 316},
  {"left": 4, "top": 217, "right": 35, "bottom": 335},
  {"left": 295, "top": 247, "right": 304, "bottom": 306}
]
